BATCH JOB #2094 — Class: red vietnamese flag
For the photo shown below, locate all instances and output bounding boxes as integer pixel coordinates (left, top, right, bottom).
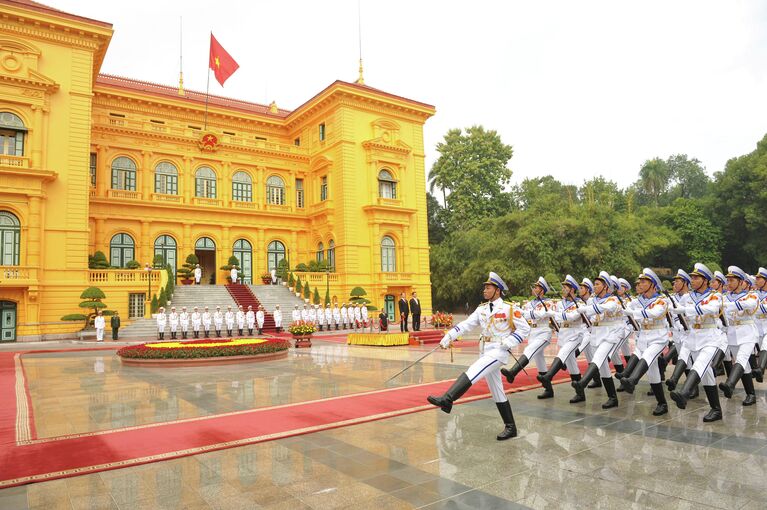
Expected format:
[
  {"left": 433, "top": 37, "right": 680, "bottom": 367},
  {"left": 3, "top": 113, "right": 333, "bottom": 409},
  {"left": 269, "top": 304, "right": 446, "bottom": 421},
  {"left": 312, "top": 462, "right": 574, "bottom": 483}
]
[{"left": 209, "top": 33, "right": 239, "bottom": 86}]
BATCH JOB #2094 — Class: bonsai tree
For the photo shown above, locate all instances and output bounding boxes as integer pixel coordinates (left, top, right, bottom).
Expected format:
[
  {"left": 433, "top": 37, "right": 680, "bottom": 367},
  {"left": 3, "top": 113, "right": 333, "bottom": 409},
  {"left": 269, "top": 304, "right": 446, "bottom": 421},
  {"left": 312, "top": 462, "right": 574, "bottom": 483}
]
[
  {"left": 125, "top": 260, "right": 141, "bottom": 269},
  {"left": 177, "top": 253, "right": 199, "bottom": 282},
  {"left": 60, "top": 287, "right": 113, "bottom": 329},
  {"left": 88, "top": 251, "right": 110, "bottom": 269},
  {"left": 277, "top": 258, "right": 289, "bottom": 282},
  {"left": 317, "top": 260, "right": 329, "bottom": 272},
  {"left": 304, "top": 282, "right": 311, "bottom": 300},
  {"left": 313, "top": 287, "right": 320, "bottom": 305},
  {"left": 152, "top": 254, "right": 165, "bottom": 268},
  {"left": 220, "top": 255, "right": 240, "bottom": 272},
  {"left": 349, "top": 286, "right": 376, "bottom": 311},
  {"left": 308, "top": 260, "right": 320, "bottom": 272}
]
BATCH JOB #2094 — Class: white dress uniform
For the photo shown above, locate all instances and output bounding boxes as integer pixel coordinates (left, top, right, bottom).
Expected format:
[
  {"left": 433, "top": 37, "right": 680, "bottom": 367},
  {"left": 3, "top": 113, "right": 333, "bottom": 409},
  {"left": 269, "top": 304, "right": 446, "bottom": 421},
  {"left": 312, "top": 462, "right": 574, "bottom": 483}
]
[
  {"left": 324, "top": 307, "right": 333, "bottom": 330},
  {"left": 301, "top": 307, "right": 310, "bottom": 323},
  {"left": 194, "top": 266, "right": 202, "bottom": 284},
  {"left": 191, "top": 310, "right": 202, "bottom": 336},
  {"left": 225, "top": 309, "right": 235, "bottom": 335},
  {"left": 169, "top": 311, "right": 179, "bottom": 338},
  {"left": 578, "top": 274, "right": 627, "bottom": 378},
  {"left": 94, "top": 315, "right": 106, "bottom": 342},
  {"left": 308, "top": 307, "right": 317, "bottom": 327},
  {"left": 316, "top": 306, "right": 325, "bottom": 330},
  {"left": 156, "top": 309, "right": 167, "bottom": 339},
  {"left": 179, "top": 310, "right": 190, "bottom": 337},
  {"left": 236, "top": 308, "right": 246, "bottom": 334},
  {"left": 361, "top": 306, "right": 369, "bottom": 330},
  {"left": 353, "top": 306, "right": 362, "bottom": 329},
  {"left": 213, "top": 309, "right": 224, "bottom": 335},
  {"left": 332, "top": 306, "right": 341, "bottom": 330},
  {"left": 427, "top": 272, "right": 530, "bottom": 441},
  {"left": 273, "top": 308, "right": 283, "bottom": 331},
  {"left": 616, "top": 278, "right": 635, "bottom": 361},
  {"left": 246, "top": 308, "right": 255, "bottom": 334},
  {"left": 256, "top": 309, "right": 265, "bottom": 332},
  {"left": 340, "top": 306, "right": 348, "bottom": 328},
  {"left": 292, "top": 307, "right": 301, "bottom": 323},
  {"left": 754, "top": 267, "right": 767, "bottom": 376},
  {"left": 230, "top": 267, "right": 238, "bottom": 284},
  {"left": 201, "top": 310, "right": 212, "bottom": 336}
]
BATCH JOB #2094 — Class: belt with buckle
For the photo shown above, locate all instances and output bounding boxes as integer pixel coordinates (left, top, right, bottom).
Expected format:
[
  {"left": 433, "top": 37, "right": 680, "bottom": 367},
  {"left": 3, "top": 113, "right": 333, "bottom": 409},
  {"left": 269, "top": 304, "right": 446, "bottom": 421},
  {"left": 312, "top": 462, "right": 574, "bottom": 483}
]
[
  {"left": 692, "top": 323, "right": 717, "bottom": 329},
  {"left": 733, "top": 320, "right": 754, "bottom": 326}
]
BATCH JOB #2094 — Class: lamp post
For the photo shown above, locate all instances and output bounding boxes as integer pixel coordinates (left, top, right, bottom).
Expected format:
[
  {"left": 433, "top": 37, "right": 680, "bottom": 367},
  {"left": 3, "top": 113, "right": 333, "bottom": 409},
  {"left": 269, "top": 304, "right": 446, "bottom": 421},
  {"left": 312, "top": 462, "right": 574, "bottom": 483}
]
[{"left": 144, "top": 263, "right": 152, "bottom": 300}]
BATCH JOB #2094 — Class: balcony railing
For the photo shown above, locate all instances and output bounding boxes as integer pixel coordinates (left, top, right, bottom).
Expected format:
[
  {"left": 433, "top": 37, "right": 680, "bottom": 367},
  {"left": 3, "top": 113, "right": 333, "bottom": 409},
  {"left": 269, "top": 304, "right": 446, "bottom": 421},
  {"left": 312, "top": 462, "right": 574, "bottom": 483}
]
[
  {"left": 0, "top": 266, "right": 38, "bottom": 285},
  {"left": 379, "top": 272, "right": 413, "bottom": 282},
  {"left": 193, "top": 197, "right": 223, "bottom": 207},
  {"left": 107, "top": 189, "right": 142, "bottom": 200},
  {"left": 231, "top": 200, "right": 257, "bottom": 209},
  {"left": 151, "top": 193, "right": 182, "bottom": 203},
  {"left": 291, "top": 271, "right": 339, "bottom": 283},
  {"left": 89, "top": 269, "right": 160, "bottom": 285},
  {"left": 0, "top": 155, "right": 30, "bottom": 168}
]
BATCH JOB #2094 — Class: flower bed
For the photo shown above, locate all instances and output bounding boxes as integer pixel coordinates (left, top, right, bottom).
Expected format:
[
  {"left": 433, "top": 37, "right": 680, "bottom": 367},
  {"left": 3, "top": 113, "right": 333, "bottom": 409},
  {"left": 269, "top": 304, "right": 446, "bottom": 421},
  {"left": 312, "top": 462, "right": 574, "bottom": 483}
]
[
  {"left": 288, "top": 320, "right": 317, "bottom": 336},
  {"left": 431, "top": 312, "right": 454, "bottom": 329},
  {"left": 117, "top": 337, "right": 290, "bottom": 361}
]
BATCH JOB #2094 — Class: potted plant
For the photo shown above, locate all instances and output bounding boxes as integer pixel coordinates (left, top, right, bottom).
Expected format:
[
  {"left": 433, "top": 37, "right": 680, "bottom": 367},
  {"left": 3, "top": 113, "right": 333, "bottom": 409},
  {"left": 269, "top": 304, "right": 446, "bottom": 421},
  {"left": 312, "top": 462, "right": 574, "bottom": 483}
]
[
  {"left": 288, "top": 320, "right": 317, "bottom": 348},
  {"left": 125, "top": 260, "right": 141, "bottom": 269},
  {"left": 260, "top": 272, "right": 272, "bottom": 284},
  {"left": 288, "top": 272, "right": 295, "bottom": 292},
  {"left": 177, "top": 254, "right": 198, "bottom": 285}
]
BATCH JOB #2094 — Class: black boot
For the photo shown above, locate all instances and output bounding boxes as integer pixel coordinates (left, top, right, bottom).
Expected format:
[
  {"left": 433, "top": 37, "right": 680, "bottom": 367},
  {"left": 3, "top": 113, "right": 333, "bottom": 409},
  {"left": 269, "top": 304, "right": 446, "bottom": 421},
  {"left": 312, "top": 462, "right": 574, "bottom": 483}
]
[
  {"left": 193, "top": 331, "right": 198, "bottom": 338},
  {"left": 702, "top": 385, "right": 723, "bottom": 422},
  {"left": 572, "top": 363, "right": 599, "bottom": 391},
  {"left": 501, "top": 355, "right": 529, "bottom": 384},
  {"left": 663, "top": 344, "right": 678, "bottom": 364},
  {"left": 616, "top": 355, "right": 639, "bottom": 380},
  {"left": 614, "top": 364, "right": 627, "bottom": 391},
  {"left": 749, "top": 354, "right": 763, "bottom": 383},
  {"left": 569, "top": 374, "right": 586, "bottom": 403},
  {"left": 427, "top": 374, "right": 472, "bottom": 414},
  {"left": 227, "top": 329, "right": 232, "bottom": 336},
  {"left": 495, "top": 400, "right": 517, "bottom": 440},
  {"left": 759, "top": 349, "right": 767, "bottom": 375},
  {"left": 719, "top": 363, "right": 745, "bottom": 399},
  {"left": 650, "top": 383, "right": 668, "bottom": 416},
  {"left": 182, "top": 331, "right": 187, "bottom": 339},
  {"left": 620, "top": 360, "right": 649, "bottom": 394},
  {"left": 723, "top": 360, "right": 733, "bottom": 378},
  {"left": 216, "top": 330, "right": 221, "bottom": 337},
  {"left": 741, "top": 373, "right": 757, "bottom": 406},
  {"left": 601, "top": 378, "right": 619, "bottom": 409},
  {"left": 670, "top": 370, "right": 701, "bottom": 409},
  {"left": 258, "top": 329, "right": 263, "bottom": 335},
  {"left": 587, "top": 375, "right": 603, "bottom": 389},
  {"left": 658, "top": 355, "right": 667, "bottom": 381},
  {"left": 239, "top": 329, "right": 243, "bottom": 336},
  {"left": 536, "top": 357, "right": 563, "bottom": 399},
  {"left": 666, "top": 359, "right": 687, "bottom": 391}
]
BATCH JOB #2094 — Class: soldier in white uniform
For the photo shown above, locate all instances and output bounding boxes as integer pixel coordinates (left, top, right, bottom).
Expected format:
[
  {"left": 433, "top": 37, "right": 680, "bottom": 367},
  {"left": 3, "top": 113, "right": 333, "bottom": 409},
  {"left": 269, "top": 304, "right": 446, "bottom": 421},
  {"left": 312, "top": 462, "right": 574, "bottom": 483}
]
[
  {"left": 256, "top": 305, "right": 265, "bottom": 335},
  {"left": 156, "top": 307, "right": 167, "bottom": 340},
  {"left": 168, "top": 307, "right": 179, "bottom": 340},
  {"left": 179, "top": 307, "right": 190, "bottom": 339},
  {"left": 340, "top": 304, "right": 349, "bottom": 329},
  {"left": 309, "top": 305, "right": 318, "bottom": 329},
  {"left": 236, "top": 305, "right": 246, "bottom": 336},
  {"left": 246, "top": 305, "right": 255, "bottom": 335},
  {"left": 353, "top": 304, "right": 363, "bottom": 330},
  {"left": 361, "top": 304, "right": 369, "bottom": 331},
  {"left": 537, "top": 275, "right": 588, "bottom": 403},
  {"left": 316, "top": 304, "right": 326, "bottom": 331},
  {"left": 301, "top": 304, "right": 310, "bottom": 323},
  {"left": 669, "top": 263, "right": 726, "bottom": 422},
  {"left": 274, "top": 304, "right": 283, "bottom": 333},
  {"left": 571, "top": 271, "right": 627, "bottom": 409},
  {"left": 613, "top": 277, "right": 633, "bottom": 374},
  {"left": 292, "top": 305, "right": 301, "bottom": 325},
  {"left": 194, "top": 264, "right": 202, "bottom": 285},
  {"left": 225, "top": 305, "right": 235, "bottom": 337},
  {"left": 94, "top": 311, "right": 105, "bottom": 342},
  {"left": 230, "top": 266, "right": 238, "bottom": 284},
  {"left": 201, "top": 306, "right": 212, "bottom": 337},
  {"left": 324, "top": 305, "right": 333, "bottom": 332},
  {"left": 616, "top": 268, "right": 670, "bottom": 415},
  {"left": 191, "top": 307, "right": 202, "bottom": 338},
  {"left": 213, "top": 306, "right": 224, "bottom": 337},
  {"left": 718, "top": 265, "right": 759, "bottom": 405},
  {"left": 753, "top": 267, "right": 767, "bottom": 378},
  {"left": 502, "top": 277, "right": 555, "bottom": 399},
  {"left": 664, "top": 270, "right": 693, "bottom": 391},
  {"left": 575, "top": 278, "right": 602, "bottom": 389},
  {"left": 332, "top": 304, "right": 341, "bottom": 330},
  {"left": 427, "top": 272, "right": 530, "bottom": 440}
]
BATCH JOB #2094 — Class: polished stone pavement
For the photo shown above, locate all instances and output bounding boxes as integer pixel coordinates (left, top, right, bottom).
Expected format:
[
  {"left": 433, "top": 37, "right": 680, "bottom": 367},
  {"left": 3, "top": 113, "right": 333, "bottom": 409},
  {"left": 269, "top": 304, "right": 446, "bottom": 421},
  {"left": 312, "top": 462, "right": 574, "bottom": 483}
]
[{"left": 1, "top": 340, "right": 767, "bottom": 509}]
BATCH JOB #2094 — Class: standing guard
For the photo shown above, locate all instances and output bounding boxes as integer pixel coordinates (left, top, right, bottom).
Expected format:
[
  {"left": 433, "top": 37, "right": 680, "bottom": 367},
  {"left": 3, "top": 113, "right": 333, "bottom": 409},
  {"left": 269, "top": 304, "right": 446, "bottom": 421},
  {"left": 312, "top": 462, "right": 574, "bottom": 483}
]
[
  {"left": 292, "top": 305, "right": 301, "bottom": 328},
  {"left": 201, "top": 306, "right": 212, "bottom": 337},
  {"left": 168, "top": 307, "right": 179, "bottom": 340},
  {"left": 213, "top": 306, "right": 224, "bottom": 337},
  {"left": 156, "top": 307, "right": 167, "bottom": 340},
  {"left": 225, "top": 305, "right": 235, "bottom": 336},
  {"left": 179, "top": 306, "right": 190, "bottom": 339},
  {"left": 246, "top": 305, "right": 255, "bottom": 335},
  {"left": 256, "top": 305, "right": 265, "bottom": 335},
  {"left": 324, "top": 304, "right": 333, "bottom": 332},
  {"left": 427, "top": 272, "right": 530, "bottom": 440},
  {"left": 274, "top": 304, "right": 283, "bottom": 333},
  {"left": 236, "top": 305, "right": 246, "bottom": 336},
  {"left": 191, "top": 307, "right": 202, "bottom": 338},
  {"left": 333, "top": 303, "right": 341, "bottom": 330}
]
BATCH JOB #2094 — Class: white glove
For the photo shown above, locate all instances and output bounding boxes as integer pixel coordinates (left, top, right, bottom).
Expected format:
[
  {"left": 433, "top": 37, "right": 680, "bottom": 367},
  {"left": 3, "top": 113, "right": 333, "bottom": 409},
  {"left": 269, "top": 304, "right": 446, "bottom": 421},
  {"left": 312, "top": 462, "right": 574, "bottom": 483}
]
[
  {"left": 577, "top": 306, "right": 589, "bottom": 314},
  {"left": 723, "top": 302, "right": 738, "bottom": 312},
  {"left": 540, "top": 310, "right": 554, "bottom": 318},
  {"left": 439, "top": 335, "right": 452, "bottom": 349},
  {"left": 502, "top": 336, "right": 521, "bottom": 350},
  {"left": 669, "top": 306, "right": 688, "bottom": 315}
]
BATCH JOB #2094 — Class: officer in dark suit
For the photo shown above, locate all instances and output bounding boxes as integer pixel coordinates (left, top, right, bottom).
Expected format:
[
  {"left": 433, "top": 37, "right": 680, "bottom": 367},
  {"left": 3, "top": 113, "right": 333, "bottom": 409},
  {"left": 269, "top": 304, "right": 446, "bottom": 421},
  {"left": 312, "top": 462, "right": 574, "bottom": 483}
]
[
  {"left": 409, "top": 292, "right": 422, "bottom": 331},
  {"left": 398, "top": 292, "right": 409, "bottom": 332},
  {"left": 110, "top": 311, "right": 121, "bottom": 340}
]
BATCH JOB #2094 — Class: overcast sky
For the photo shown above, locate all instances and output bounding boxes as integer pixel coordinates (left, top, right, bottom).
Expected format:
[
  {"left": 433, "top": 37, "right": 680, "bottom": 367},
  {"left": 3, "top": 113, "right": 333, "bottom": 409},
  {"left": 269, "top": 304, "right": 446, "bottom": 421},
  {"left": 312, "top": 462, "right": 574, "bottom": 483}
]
[{"left": 52, "top": 0, "right": 767, "bottom": 188}]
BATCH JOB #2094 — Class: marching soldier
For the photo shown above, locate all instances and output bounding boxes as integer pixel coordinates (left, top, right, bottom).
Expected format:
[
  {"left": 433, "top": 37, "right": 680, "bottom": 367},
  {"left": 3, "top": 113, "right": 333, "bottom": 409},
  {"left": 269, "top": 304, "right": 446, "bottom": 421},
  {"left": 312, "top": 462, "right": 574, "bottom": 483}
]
[
  {"left": 256, "top": 305, "right": 265, "bottom": 335},
  {"left": 427, "top": 272, "right": 530, "bottom": 440},
  {"left": 575, "top": 278, "right": 602, "bottom": 389},
  {"left": 156, "top": 307, "right": 167, "bottom": 340},
  {"left": 225, "top": 306, "right": 235, "bottom": 337},
  {"left": 616, "top": 269, "right": 670, "bottom": 415},
  {"left": 536, "top": 275, "right": 588, "bottom": 403},
  {"left": 501, "top": 276, "right": 555, "bottom": 399},
  {"left": 236, "top": 305, "right": 246, "bottom": 336},
  {"left": 665, "top": 270, "right": 696, "bottom": 396},
  {"left": 718, "top": 266, "right": 759, "bottom": 405},
  {"left": 168, "top": 307, "right": 179, "bottom": 340},
  {"left": 615, "top": 277, "right": 636, "bottom": 376},
  {"left": 213, "top": 306, "right": 224, "bottom": 337},
  {"left": 274, "top": 304, "right": 283, "bottom": 333},
  {"left": 246, "top": 305, "right": 255, "bottom": 335},
  {"left": 668, "top": 263, "right": 725, "bottom": 422},
  {"left": 191, "top": 307, "right": 202, "bottom": 338},
  {"left": 202, "top": 306, "right": 212, "bottom": 337},
  {"left": 753, "top": 267, "right": 767, "bottom": 378},
  {"left": 571, "top": 271, "right": 625, "bottom": 409}
]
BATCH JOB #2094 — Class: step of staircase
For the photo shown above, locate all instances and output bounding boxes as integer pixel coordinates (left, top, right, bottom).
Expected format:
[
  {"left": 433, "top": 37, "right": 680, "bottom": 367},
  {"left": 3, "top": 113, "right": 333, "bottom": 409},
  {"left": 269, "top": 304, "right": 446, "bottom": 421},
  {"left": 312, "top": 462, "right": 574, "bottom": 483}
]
[
  {"left": 168, "top": 285, "right": 238, "bottom": 310},
  {"left": 248, "top": 284, "right": 307, "bottom": 327},
  {"left": 225, "top": 284, "right": 277, "bottom": 333}
]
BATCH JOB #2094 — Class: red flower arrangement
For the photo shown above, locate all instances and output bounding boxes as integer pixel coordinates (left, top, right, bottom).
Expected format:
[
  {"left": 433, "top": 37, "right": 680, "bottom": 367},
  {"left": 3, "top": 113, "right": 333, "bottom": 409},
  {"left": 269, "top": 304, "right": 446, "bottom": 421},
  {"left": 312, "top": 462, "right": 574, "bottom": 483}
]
[
  {"left": 117, "top": 338, "right": 290, "bottom": 360},
  {"left": 431, "top": 312, "right": 454, "bottom": 329}
]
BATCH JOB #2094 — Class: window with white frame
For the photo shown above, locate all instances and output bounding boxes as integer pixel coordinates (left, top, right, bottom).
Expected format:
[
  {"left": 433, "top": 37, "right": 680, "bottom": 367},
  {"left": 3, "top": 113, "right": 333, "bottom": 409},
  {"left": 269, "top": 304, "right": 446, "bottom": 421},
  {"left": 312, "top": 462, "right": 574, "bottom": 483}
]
[
  {"left": 381, "top": 236, "right": 396, "bottom": 272},
  {"left": 266, "top": 175, "right": 285, "bottom": 205},
  {"left": 195, "top": 167, "right": 217, "bottom": 198},
  {"left": 155, "top": 162, "right": 178, "bottom": 195},
  {"left": 378, "top": 169, "right": 397, "bottom": 199},
  {"left": 232, "top": 171, "right": 253, "bottom": 202}
]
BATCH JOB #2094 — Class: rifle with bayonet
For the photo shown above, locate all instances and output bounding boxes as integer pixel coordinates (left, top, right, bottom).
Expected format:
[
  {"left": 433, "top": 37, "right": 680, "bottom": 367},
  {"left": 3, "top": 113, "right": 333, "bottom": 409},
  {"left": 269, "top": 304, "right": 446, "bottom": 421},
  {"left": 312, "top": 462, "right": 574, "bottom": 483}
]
[
  {"left": 615, "top": 294, "right": 640, "bottom": 331},
  {"left": 663, "top": 291, "right": 689, "bottom": 331}
]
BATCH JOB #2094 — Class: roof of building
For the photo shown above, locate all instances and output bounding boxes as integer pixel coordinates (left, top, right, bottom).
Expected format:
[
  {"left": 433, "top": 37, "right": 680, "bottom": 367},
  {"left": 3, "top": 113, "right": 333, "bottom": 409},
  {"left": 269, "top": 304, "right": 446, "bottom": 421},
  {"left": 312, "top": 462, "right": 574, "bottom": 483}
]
[{"left": 0, "top": 0, "right": 112, "bottom": 28}]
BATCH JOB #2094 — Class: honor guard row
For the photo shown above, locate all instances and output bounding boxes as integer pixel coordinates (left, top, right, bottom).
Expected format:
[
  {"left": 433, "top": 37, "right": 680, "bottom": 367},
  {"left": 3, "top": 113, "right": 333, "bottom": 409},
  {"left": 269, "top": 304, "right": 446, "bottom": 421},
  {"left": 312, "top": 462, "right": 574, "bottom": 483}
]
[
  {"left": 291, "top": 303, "right": 372, "bottom": 331},
  {"left": 154, "top": 304, "right": 281, "bottom": 339},
  {"left": 428, "top": 264, "right": 767, "bottom": 440}
]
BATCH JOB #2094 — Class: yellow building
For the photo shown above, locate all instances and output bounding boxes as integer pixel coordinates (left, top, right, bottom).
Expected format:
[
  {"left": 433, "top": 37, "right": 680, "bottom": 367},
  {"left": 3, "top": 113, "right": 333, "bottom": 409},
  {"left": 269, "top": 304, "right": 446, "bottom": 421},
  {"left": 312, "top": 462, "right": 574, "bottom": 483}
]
[{"left": 0, "top": 0, "right": 435, "bottom": 341}]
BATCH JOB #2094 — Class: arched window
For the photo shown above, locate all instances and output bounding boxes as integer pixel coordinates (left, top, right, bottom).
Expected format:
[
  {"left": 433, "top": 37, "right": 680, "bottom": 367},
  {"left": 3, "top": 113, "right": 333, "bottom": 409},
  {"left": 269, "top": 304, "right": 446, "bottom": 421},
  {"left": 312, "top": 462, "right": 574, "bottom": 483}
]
[
  {"left": 154, "top": 235, "right": 177, "bottom": 272},
  {"left": 233, "top": 239, "right": 252, "bottom": 283},
  {"left": 267, "top": 240, "right": 286, "bottom": 271},
  {"left": 266, "top": 175, "right": 285, "bottom": 205},
  {"left": 327, "top": 240, "right": 335, "bottom": 271},
  {"left": 381, "top": 236, "right": 396, "bottom": 272},
  {"left": 111, "top": 157, "right": 137, "bottom": 191},
  {"left": 316, "top": 242, "right": 324, "bottom": 262},
  {"left": 378, "top": 169, "right": 397, "bottom": 199},
  {"left": 195, "top": 167, "right": 217, "bottom": 198},
  {"left": 195, "top": 237, "right": 216, "bottom": 250},
  {"left": 0, "top": 211, "right": 20, "bottom": 266},
  {"left": 110, "top": 233, "right": 135, "bottom": 268},
  {"left": 0, "top": 112, "right": 26, "bottom": 156},
  {"left": 154, "top": 162, "right": 178, "bottom": 195},
  {"left": 232, "top": 171, "right": 252, "bottom": 202}
]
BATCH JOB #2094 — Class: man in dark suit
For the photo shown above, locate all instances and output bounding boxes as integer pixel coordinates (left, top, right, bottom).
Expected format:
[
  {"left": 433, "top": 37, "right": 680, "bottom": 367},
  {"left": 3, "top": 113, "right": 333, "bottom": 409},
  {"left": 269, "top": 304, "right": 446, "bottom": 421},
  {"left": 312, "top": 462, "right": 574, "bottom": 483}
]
[
  {"left": 398, "top": 292, "right": 409, "bottom": 332},
  {"left": 110, "top": 311, "right": 121, "bottom": 340},
  {"left": 409, "top": 291, "right": 421, "bottom": 331}
]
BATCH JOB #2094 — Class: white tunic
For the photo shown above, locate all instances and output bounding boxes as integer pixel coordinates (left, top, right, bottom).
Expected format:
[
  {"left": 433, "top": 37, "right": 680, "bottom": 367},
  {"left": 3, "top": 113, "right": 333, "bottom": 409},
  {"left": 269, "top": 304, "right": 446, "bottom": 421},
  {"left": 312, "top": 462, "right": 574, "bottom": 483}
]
[
  {"left": 169, "top": 313, "right": 179, "bottom": 331},
  {"left": 191, "top": 312, "right": 202, "bottom": 328},
  {"left": 213, "top": 311, "right": 224, "bottom": 328},
  {"left": 156, "top": 313, "right": 167, "bottom": 330},
  {"left": 201, "top": 312, "right": 212, "bottom": 328},
  {"left": 179, "top": 312, "right": 190, "bottom": 330},
  {"left": 225, "top": 311, "right": 235, "bottom": 328},
  {"left": 273, "top": 310, "right": 282, "bottom": 327},
  {"left": 246, "top": 310, "right": 255, "bottom": 328},
  {"left": 236, "top": 311, "right": 246, "bottom": 328},
  {"left": 94, "top": 315, "right": 105, "bottom": 330},
  {"left": 256, "top": 310, "right": 265, "bottom": 328},
  {"left": 292, "top": 309, "right": 301, "bottom": 322}
]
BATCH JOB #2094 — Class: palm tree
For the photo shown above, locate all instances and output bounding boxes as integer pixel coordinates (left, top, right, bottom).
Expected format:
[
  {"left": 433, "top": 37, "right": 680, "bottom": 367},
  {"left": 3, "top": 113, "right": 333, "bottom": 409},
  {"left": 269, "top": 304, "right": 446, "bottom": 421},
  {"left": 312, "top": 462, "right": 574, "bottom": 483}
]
[{"left": 639, "top": 158, "right": 670, "bottom": 206}]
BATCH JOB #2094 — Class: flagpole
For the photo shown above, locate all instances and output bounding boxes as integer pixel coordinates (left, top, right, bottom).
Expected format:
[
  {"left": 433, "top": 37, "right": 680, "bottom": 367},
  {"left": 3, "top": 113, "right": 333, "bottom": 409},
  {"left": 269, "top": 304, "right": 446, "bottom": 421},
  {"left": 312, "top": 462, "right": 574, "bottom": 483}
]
[{"left": 204, "top": 31, "right": 211, "bottom": 130}]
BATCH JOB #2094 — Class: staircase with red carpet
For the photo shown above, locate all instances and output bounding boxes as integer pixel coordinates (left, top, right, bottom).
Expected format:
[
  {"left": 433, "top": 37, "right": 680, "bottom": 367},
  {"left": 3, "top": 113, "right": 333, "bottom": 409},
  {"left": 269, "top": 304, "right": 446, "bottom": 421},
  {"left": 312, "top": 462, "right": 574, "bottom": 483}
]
[
  {"left": 409, "top": 330, "right": 447, "bottom": 344},
  {"left": 225, "top": 284, "right": 277, "bottom": 332}
]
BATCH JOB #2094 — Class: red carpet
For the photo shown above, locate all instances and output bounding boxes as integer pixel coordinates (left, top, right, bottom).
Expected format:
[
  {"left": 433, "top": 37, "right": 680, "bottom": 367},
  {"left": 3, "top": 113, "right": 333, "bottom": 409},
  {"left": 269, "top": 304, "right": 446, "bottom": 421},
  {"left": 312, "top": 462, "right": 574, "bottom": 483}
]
[{"left": 0, "top": 349, "right": 576, "bottom": 488}]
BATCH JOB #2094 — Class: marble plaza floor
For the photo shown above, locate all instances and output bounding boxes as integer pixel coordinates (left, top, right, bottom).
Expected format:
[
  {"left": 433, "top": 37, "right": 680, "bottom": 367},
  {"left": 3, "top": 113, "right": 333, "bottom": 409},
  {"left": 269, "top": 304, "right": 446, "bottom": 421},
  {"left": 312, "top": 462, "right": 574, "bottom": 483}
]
[{"left": 1, "top": 339, "right": 767, "bottom": 509}]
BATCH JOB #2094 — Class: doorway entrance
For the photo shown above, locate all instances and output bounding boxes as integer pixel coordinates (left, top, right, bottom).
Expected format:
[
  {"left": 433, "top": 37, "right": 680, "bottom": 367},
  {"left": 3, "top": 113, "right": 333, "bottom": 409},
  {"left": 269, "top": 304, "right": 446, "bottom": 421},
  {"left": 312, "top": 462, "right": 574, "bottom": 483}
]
[
  {"left": 384, "top": 295, "right": 395, "bottom": 322},
  {"left": 0, "top": 301, "right": 16, "bottom": 342},
  {"left": 195, "top": 237, "right": 216, "bottom": 285}
]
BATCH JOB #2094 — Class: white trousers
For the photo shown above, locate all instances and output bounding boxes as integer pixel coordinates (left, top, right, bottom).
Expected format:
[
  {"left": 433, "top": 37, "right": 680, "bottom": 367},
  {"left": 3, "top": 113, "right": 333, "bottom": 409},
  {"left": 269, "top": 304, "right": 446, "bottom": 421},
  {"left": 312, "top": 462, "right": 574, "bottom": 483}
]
[
  {"left": 634, "top": 339, "right": 667, "bottom": 384},
  {"left": 689, "top": 345, "right": 719, "bottom": 386},
  {"left": 725, "top": 342, "right": 757, "bottom": 374},
  {"left": 465, "top": 355, "right": 508, "bottom": 403},
  {"left": 591, "top": 340, "right": 623, "bottom": 378},
  {"left": 523, "top": 329, "right": 551, "bottom": 371},
  {"left": 96, "top": 327, "right": 104, "bottom": 341},
  {"left": 555, "top": 339, "right": 582, "bottom": 374}
]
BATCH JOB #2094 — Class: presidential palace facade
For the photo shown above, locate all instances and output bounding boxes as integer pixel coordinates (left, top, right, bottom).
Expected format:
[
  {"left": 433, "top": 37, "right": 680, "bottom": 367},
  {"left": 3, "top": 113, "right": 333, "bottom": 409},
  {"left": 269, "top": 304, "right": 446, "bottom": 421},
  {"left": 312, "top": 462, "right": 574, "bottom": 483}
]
[{"left": 0, "top": 0, "right": 435, "bottom": 341}]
